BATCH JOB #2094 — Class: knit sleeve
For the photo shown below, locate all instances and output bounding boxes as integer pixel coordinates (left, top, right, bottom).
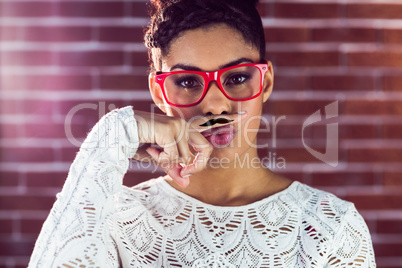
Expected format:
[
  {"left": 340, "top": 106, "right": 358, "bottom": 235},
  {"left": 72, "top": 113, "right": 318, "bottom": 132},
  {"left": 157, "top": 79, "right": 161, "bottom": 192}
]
[
  {"left": 28, "top": 106, "right": 139, "bottom": 268},
  {"left": 325, "top": 204, "right": 376, "bottom": 267}
]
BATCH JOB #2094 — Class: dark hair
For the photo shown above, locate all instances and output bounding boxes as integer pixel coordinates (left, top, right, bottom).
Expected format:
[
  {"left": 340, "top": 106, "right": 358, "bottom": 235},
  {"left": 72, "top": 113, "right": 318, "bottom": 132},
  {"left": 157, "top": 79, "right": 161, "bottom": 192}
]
[{"left": 144, "top": 0, "right": 265, "bottom": 72}]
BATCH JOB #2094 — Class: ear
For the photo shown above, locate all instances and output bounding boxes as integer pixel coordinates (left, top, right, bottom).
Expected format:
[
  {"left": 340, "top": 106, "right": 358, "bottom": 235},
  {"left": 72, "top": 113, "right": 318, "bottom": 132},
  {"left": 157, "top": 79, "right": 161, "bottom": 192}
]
[
  {"left": 262, "top": 61, "right": 274, "bottom": 103},
  {"left": 149, "top": 73, "right": 167, "bottom": 114}
]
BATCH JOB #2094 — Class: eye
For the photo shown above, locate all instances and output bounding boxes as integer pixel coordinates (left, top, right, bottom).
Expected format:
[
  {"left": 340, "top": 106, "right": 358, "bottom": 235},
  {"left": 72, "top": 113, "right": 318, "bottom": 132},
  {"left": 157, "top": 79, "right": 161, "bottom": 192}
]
[
  {"left": 175, "top": 76, "right": 203, "bottom": 89},
  {"left": 225, "top": 73, "right": 251, "bottom": 85}
]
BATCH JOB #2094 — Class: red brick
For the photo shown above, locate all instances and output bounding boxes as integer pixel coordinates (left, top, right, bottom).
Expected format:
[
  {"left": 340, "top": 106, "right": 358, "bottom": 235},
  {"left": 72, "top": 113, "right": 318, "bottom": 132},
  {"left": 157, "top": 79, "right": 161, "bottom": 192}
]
[
  {"left": 376, "top": 219, "right": 402, "bottom": 234},
  {"left": 104, "top": 100, "right": 138, "bottom": 110},
  {"left": 274, "top": 148, "right": 326, "bottom": 163},
  {"left": 129, "top": 1, "right": 150, "bottom": 17},
  {"left": 26, "top": 172, "right": 67, "bottom": 188},
  {"left": 0, "top": 99, "right": 23, "bottom": 115},
  {"left": 21, "top": 100, "right": 56, "bottom": 115},
  {"left": 311, "top": 122, "right": 338, "bottom": 140},
  {"left": 22, "top": 26, "right": 92, "bottom": 42},
  {"left": 1, "top": 51, "right": 54, "bottom": 66},
  {"left": 339, "top": 124, "right": 378, "bottom": 139},
  {"left": 61, "top": 147, "right": 80, "bottom": 162},
  {"left": 265, "top": 123, "right": 303, "bottom": 140},
  {"left": 0, "top": 219, "right": 13, "bottom": 234},
  {"left": 130, "top": 100, "right": 160, "bottom": 113},
  {"left": 99, "top": 74, "right": 149, "bottom": 90},
  {"left": 347, "top": 51, "right": 402, "bottom": 67},
  {"left": 373, "top": 242, "right": 402, "bottom": 257},
  {"left": 347, "top": 3, "right": 402, "bottom": 19},
  {"left": 99, "top": 26, "right": 144, "bottom": 43},
  {"left": 311, "top": 172, "right": 376, "bottom": 187},
  {"left": 57, "top": 99, "right": 140, "bottom": 118},
  {"left": 345, "top": 100, "right": 402, "bottom": 115},
  {"left": 58, "top": 51, "right": 124, "bottom": 67},
  {"left": 267, "top": 100, "right": 336, "bottom": 116},
  {"left": 384, "top": 29, "right": 402, "bottom": 44},
  {"left": 0, "top": 195, "right": 55, "bottom": 210},
  {"left": 65, "top": 122, "right": 93, "bottom": 141},
  {"left": 0, "top": 241, "right": 35, "bottom": 256},
  {"left": 23, "top": 123, "right": 67, "bottom": 139},
  {"left": 0, "top": 123, "right": 21, "bottom": 139},
  {"left": 274, "top": 3, "right": 339, "bottom": 18},
  {"left": 312, "top": 75, "right": 375, "bottom": 91},
  {"left": 0, "top": 147, "right": 54, "bottom": 163},
  {"left": 0, "top": 172, "right": 20, "bottom": 187},
  {"left": 20, "top": 219, "right": 45, "bottom": 234},
  {"left": 346, "top": 193, "right": 402, "bottom": 210},
  {"left": 312, "top": 27, "right": 377, "bottom": 43},
  {"left": 274, "top": 74, "right": 310, "bottom": 91},
  {"left": 383, "top": 124, "right": 402, "bottom": 139},
  {"left": 348, "top": 148, "right": 402, "bottom": 163},
  {"left": 57, "top": 100, "right": 102, "bottom": 117},
  {"left": 272, "top": 51, "right": 339, "bottom": 67},
  {"left": 0, "top": 1, "right": 55, "bottom": 17},
  {"left": 0, "top": 26, "right": 20, "bottom": 41},
  {"left": 384, "top": 75, "right": 402, "bottom": 91},
  {"left": 57, "top": 2, "right": 124, "bottom": 17},
  {"left": 130, "top": 52, "right": 150, "bottom": 67},
  {"left": 259, "top": 2, "right": 275, "bottom": 17},
  {"left": 383, "top": 172, "right": 402, "bottom": 186},
  {"left": 2, "top": 74, "right": 92, "bottom": 91},
  {"left": 265, "top": 27, "right": 309, "bottom": 43}
]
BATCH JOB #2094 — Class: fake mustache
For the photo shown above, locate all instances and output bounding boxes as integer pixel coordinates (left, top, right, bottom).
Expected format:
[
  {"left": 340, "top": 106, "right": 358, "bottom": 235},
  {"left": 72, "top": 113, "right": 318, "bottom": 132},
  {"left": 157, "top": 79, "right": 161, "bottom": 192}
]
[{"left": 199, "top": 118, "right": 234, "bottom": 127}]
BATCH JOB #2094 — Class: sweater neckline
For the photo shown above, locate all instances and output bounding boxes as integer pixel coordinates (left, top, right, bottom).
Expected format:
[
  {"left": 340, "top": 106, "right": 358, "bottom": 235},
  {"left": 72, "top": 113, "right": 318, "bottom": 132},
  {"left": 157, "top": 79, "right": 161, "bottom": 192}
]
[{"left": 156, "top": 177, "right": 299, "bottom": 211}]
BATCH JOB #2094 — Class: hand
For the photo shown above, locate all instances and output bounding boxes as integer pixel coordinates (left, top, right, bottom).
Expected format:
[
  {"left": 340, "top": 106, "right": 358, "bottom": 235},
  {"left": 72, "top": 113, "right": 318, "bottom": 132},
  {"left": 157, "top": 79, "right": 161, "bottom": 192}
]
[{"left": 132, "top": 110, "right": 246, "bottom": 188}]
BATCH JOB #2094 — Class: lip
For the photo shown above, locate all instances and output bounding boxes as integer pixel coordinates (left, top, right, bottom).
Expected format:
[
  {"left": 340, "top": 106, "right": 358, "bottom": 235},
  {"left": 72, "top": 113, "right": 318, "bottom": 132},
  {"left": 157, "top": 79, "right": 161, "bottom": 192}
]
[{"left": 201, "top": 125, "right": 237, "bottom": 147}]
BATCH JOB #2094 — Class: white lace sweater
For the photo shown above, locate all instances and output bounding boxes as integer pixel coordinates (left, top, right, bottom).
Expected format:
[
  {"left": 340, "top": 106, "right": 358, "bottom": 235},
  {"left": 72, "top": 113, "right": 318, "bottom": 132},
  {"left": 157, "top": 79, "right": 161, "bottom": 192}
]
[{"left": 29, "top": 107, "right": 376, "bottom": 267}]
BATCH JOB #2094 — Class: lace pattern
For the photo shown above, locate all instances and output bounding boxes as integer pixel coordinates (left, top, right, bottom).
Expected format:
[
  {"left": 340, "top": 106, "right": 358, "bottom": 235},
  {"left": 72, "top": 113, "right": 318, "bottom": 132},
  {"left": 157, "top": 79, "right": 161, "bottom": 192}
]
[{"left": 29, "top": 106, "right": 376, "bottom": 267}]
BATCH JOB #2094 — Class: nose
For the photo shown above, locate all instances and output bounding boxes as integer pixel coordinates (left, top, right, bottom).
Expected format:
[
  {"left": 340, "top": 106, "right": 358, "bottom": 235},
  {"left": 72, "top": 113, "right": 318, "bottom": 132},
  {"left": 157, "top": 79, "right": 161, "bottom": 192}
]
[{"left": 200, "top": 82, "right": 231, "bottom": 115}]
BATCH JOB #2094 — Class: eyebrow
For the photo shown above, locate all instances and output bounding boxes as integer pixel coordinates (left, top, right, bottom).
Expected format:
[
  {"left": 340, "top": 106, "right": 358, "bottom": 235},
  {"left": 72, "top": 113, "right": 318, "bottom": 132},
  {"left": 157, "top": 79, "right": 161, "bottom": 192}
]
[{"left": 169, "top": 57, "right": 255, "bottom": 72}]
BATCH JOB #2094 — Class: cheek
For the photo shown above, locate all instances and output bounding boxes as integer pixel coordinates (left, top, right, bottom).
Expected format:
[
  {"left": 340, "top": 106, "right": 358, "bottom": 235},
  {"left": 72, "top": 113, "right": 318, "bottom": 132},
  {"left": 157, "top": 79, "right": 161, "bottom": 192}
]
[{"left": 242, "top": 99, "right": 264, "bottom": 134}]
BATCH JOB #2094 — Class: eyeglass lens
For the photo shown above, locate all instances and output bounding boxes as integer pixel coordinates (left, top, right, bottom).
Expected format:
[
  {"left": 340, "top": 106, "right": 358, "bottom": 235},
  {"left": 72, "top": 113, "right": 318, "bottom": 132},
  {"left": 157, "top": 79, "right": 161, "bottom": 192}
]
[{"left": 164, "top": 66, "right": 261, "bottom": 106}]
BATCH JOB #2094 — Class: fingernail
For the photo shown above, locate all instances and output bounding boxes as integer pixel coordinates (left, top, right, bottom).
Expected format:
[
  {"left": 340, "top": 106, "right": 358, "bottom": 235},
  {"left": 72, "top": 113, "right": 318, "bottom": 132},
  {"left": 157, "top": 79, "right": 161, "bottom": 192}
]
[
  {"left": 177, "top": 177, "right": 190, "bottom": 188},
  {"left": 180, "top": 164, "right": 193, "bottom": 177}
]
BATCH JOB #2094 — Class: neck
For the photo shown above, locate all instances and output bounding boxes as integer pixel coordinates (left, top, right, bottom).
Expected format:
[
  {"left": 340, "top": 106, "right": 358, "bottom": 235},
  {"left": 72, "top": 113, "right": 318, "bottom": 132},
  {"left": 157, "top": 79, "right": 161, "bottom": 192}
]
[{"left": 166, "top": 149, "right": 291, "bottom": 206}]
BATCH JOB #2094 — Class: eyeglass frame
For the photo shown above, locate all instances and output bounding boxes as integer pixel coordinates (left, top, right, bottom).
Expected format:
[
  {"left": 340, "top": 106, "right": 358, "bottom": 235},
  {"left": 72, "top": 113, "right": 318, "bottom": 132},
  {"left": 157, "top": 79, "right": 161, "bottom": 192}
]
[{"left": 154, "top": 60, "right": 269, "bottom": 107}]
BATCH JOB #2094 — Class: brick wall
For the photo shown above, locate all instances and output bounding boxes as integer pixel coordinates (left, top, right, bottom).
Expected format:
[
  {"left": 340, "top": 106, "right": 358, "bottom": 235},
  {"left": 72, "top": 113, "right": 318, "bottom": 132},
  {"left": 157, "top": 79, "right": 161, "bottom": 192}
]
[{"left": 0, "top": 0, "right": 401, "bottom": 267}]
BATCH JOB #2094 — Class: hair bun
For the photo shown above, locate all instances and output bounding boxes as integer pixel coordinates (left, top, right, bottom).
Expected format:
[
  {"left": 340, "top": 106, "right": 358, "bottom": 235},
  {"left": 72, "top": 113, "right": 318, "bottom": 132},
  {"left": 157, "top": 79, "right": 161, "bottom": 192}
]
[
  {"left": 148, "top": 0, "right": 174, "bottom": 15},
  {"left": 230, "top": 0, "right": 260, "bottom": 7},
  {"left": 150, "top": 0, "right": 260, "bottom": 12}
]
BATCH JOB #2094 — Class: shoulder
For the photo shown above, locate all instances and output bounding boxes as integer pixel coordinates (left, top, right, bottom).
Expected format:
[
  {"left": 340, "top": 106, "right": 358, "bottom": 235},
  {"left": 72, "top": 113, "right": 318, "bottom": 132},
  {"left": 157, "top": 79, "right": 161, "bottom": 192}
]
[
  {"left": 286, "top": 181, "right": 362, "bottom": 236},
  {"left": 281, "top": 182, "right": 375, "bottom": 265}
]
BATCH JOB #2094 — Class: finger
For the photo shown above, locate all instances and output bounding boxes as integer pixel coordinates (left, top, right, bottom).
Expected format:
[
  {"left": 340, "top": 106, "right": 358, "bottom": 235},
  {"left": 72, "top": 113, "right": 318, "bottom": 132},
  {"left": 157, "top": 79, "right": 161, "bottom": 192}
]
[
  {"left": 146, "top": 147, "right": 190, "bottom": 188},
  {"left": 180, "top": 131, "right": 213, "bottom": 177},
  {"left": 158, "top": 138, "right": 180, "bottom": 163},
  {"left": 176, "top": 135, "right": 195, "bottom": 165}
]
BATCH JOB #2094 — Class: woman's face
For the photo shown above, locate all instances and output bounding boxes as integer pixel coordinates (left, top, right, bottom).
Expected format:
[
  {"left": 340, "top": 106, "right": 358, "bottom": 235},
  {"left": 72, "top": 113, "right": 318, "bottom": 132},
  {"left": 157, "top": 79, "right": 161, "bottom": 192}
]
[{"left": 150, "top": 23, "right": 273, "bottom": 162}]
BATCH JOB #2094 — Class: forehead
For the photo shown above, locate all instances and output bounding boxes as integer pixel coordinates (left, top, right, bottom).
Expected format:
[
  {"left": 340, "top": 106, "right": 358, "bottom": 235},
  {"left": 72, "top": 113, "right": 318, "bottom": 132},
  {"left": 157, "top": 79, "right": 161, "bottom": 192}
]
[{"left": 162, "top": 24, "right": 260, "bottom": 72}]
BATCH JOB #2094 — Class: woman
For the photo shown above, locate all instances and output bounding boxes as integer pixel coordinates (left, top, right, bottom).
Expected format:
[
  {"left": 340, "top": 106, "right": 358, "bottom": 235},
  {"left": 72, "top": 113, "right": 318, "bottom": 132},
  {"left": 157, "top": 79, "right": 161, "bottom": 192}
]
[{"left": 29, "top": 0, "right": 376, "bottom": 267}]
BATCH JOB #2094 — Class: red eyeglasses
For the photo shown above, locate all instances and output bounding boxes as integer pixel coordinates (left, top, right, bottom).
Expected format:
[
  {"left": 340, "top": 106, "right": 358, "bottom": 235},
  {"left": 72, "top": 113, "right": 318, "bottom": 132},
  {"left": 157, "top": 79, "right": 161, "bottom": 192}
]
[{"left": 154, "top": 61, "right": 269, "bottom": 107}]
